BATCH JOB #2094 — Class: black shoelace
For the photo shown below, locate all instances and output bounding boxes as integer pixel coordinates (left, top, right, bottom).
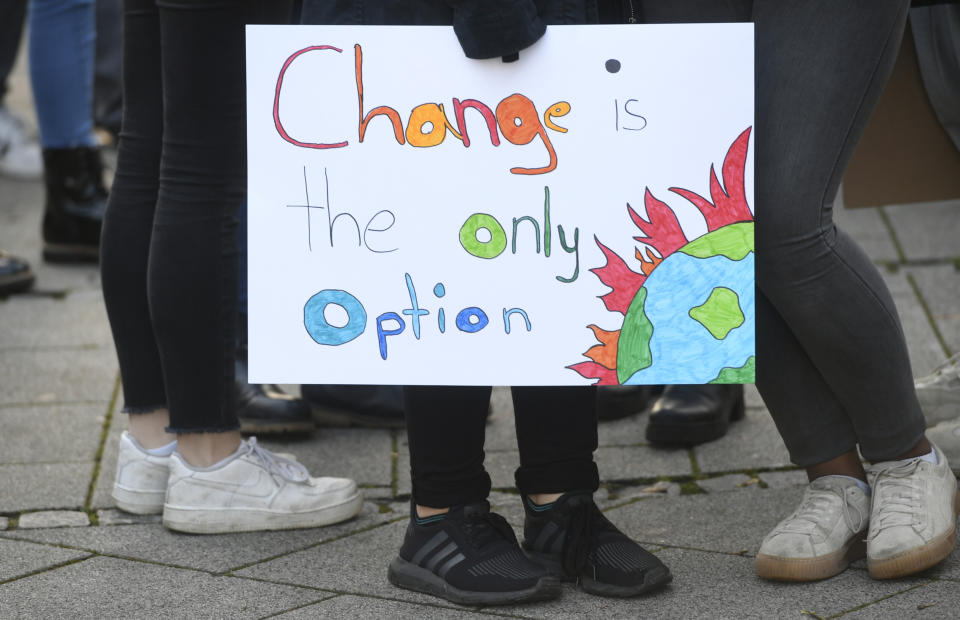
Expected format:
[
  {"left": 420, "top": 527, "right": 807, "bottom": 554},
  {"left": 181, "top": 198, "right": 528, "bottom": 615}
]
[
  {"left": 461, "top": 510, "right": 518, "bottom": 550},
  {"left": 559, "top": 500, "right": 605, "bottom": 576}
]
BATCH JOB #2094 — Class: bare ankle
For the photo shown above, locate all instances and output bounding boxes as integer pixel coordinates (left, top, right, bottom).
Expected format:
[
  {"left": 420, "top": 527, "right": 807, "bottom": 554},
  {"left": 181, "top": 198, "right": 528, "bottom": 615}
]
[
  {"left": 127, "top": 409, "right": 176, "bottom": 449},
  {"left": 416, "top": 504, "right": 450, "bottom": 519},
  {"left": 887, "top": 436, "right": 932, "bottom": 462},
  {"left": 528, "top": 493, "right": 563, "bottom": 506},
  {"left": 176, "top": 431, "right": 242, "bottom": 468}
]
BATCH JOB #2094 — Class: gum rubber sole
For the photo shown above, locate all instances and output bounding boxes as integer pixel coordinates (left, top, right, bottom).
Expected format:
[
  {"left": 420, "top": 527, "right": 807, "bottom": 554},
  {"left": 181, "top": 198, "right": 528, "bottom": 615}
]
[
  {"left": 387, "top": 557, "right": 562, "bottom": 606},
  {"left": 867, "top": 487, "right": 960, "bottom": 580},
  {"left": 162, "top": 490, "right": 363, "bottom": 534},
  {"left": 755, "top": 537, "right": 866, "bottom": 582}
]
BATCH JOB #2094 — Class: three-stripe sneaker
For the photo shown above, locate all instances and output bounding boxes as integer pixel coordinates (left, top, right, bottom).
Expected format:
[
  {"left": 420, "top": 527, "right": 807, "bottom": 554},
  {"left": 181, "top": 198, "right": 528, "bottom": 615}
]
[
  {"left": 522, "top": 492, "right": 672, "bottom": 597},
  {"left": 387, "top": 501, "right": 561, "bottom": 606}
]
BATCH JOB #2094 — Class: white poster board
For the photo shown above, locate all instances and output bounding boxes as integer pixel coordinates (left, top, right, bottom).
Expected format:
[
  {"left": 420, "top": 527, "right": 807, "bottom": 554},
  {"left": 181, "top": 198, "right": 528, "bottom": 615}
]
[{"left": 246, "top": 24, "right": 754, "bottom": 386}]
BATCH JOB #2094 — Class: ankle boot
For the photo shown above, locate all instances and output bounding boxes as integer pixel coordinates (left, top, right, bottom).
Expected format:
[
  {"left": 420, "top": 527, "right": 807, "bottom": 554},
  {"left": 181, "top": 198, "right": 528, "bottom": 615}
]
[{"left": 41, "top": 146, "right": 107, "bottom": 263}]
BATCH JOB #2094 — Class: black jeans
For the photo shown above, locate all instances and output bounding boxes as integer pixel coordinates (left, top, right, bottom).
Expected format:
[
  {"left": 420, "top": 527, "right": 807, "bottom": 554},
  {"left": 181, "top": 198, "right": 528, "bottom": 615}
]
[
  {"left": 100, "top": 0, "right": 289, "bottom": 432},
  {"left": 406, "top": 386, "right": 599, "bottom": 507},
  {"left": 639, "top": 0, "right": 924, "bottom": 465}
]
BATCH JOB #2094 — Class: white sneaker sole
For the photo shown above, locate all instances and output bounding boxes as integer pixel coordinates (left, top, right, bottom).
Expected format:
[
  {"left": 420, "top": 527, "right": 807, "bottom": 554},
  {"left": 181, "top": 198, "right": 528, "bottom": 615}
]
[
  {"left": 755, "top": 536, "right": 866, "bottom": 582},
  {"left": 161, "top": 490, "right": 364, "bottom": 534},
  {"left": 867, "top": 487, "right": 960, "bottom": 580},
  {"left": 112, "top": 485, "right": 165, "bottom": 515}
]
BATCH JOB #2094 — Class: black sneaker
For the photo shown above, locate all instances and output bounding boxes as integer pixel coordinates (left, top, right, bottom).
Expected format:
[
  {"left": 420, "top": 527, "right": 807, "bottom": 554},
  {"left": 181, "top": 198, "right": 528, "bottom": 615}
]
[
  {"left": 522, "top": 492, "right": 672, "bottom": 597},
  {"left": 388, "top": 501, "right": 562, "bottom": 606}
]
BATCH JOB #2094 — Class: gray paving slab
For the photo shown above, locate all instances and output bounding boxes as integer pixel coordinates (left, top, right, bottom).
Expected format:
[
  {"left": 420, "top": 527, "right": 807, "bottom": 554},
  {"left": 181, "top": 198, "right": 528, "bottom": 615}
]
[
  {"left": 597, "top": 445, "right": 693, "bottom": 480},
  {"left": 95, "top": 509, "right": 162, "bottom": 526},
  {"left": 0, "top": 346, "right": 117, "bottom": 406},
  {"left": 697, "top": 473, "right": 756, "bottom": 493},
  {"left": 0, "top": 403, "right": 105, "bottom": 464},
  {"left": 758, "top": 469, "right": 809, "bottom": 489},
  {"left": 17, "top": 511, "right": 89, "bottom": 529},
  {"left": 744, "top": 383, "right": 765, "bottom": 408},
  {"left": 275, "top": 594, "right": 484, "bottom": 619},
  {"left": 843, "top": 580, "right": 959, "bottom": 619},
  {"left": 0, "top": 556, "right": 321, "bottom": 619},
  {"left": 89, "top": 406, "right": 122, "bottom": 510},
  {"left": 885, "top": 199, "right": 960, "bottom": 262},
  {"left": 2, "top": 501, "right": 399, "bottom": 573},
  {"left": 836, "top": 205, "right": 901, "bottom": 263},
  {"left": 0, "top": 462, "right": 93, "bottom": 512},
  {"left": 0, "top": 518, "right": 7, "bottom": 530},
  {"left": 495, "top": 547, "right": 932, "bottom": 620},
  {"left": 694, "top": 408, "right": 792, "bottom": 474},
  {"left": 259, "top": 427, "right": 393, "bottom": 488},
  {"left": 234, "top": 520, "right": 466, "bottom": 608},
  {"left": 0, "top": 538, "right": 89, "bottom": 583},
  {"left": 606, "top": 486, "right": 803, "bottom": 554},
  {"left": 597, "top": 411, "right": 648, "bottom": 447},
  {"left": 909, "top": 263, "right": 960, "bottom": 357},
  {"left": 883, "top": 269, "right": 949, "bottom": 377},
  {"left": 0, "top": 289, "right": 112, "bottom": 349}
]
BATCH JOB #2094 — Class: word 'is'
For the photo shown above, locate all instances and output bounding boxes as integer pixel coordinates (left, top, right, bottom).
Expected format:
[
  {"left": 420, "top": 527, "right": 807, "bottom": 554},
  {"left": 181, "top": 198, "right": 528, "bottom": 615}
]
[
  {"left": 273, "top": 44, "right": 570, "bottom": 175},
  {"left": 303, "top": 274, "right": 531, "bottom": 360}
]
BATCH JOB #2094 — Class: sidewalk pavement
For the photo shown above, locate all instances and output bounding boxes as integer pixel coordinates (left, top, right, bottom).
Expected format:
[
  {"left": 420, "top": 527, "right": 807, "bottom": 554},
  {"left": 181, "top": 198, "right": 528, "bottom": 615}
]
[{"left": 2, "top": 73, "right": 960, "bottom": 620}]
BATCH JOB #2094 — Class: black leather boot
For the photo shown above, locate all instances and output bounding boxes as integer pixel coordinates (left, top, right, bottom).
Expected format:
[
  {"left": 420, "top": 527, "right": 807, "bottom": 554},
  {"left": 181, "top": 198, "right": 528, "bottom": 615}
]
[
  {"left": 233, "top": 351, "right": 314, "bottom": 435},
  {"left": 41, "top": 147, "right": 107, "bottom": 263},
  {"left": 645, "top": 384, "right": 745, "bottom": 447}
]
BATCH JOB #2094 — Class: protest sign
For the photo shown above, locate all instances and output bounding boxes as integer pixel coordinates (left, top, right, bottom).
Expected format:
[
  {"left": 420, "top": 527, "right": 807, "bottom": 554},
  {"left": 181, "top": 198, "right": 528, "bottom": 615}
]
[{"left": 246, "top": 24, "right": 754, "bottom": 385}]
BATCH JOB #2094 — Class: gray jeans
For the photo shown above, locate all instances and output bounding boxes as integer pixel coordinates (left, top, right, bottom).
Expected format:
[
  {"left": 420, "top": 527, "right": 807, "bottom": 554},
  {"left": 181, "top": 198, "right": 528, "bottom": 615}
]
[{"left": 640, "top": 0, "right": 923, "bottom": 466}]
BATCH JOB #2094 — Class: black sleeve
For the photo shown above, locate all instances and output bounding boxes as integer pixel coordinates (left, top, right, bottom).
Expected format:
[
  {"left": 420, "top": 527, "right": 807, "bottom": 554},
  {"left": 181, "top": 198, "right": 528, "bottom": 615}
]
[{"left": 443, "top": 0, "right": 546, "bottom": 59}]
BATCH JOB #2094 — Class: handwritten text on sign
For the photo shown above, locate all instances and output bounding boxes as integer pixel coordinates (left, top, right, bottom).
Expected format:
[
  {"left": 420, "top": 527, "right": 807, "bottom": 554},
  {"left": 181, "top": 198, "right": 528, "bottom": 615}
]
[{"left": 246, "top": 25, "right": 755, "bottom": 385}]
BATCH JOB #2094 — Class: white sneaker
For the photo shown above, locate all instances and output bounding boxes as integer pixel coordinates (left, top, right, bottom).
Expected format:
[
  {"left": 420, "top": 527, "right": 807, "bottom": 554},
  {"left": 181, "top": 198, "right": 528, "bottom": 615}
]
[
  {"left": 927, "top": 420, "right": 960, "bottom": 466},
  {"left": 916, "top": 354, "right": 960, "bottom": 427},
  {"left": 866, "top": 443, "right": 960, "bottom": 579},
  {"left": 162, "top": 436, "right": 363, "bottom": 534},
  {"left": 756, "top": 476, "right": 869, "bottom": 581},
  {"left": 0, "top": 106, "right": 42, "bottom": 180},
  {"left": 112, "top": 431, "right": 176, "bottom": 515}
]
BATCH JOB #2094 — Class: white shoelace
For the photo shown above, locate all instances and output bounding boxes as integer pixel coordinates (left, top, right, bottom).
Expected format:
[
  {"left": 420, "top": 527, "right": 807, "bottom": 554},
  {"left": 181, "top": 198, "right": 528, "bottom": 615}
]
[
  {"left": 870, "top": 460, "right": 921, "bottom": 530},
  {"left": 781, "top": 481, "right": 864, "bottom": 536},
  {"left": 246, "top": 437, "right": 309, "bottom": 482}
]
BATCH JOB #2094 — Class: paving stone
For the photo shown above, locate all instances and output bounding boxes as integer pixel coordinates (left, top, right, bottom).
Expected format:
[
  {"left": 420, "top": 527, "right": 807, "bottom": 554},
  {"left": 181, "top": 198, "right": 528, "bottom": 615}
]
[
  {"left": 259, "top": 427, "right": 393, "bottom": 488},
  {"left": 604, "top": 486, "right": 804, "bottom": 554},
  {"left": 697, "top": 473, "right": 756, "bottom": 493},
  {"left": 0, "top": 462, "right": 93, "bottom": 512},
  {"left": 744, "top": 383, "right": 765, "bottom": 408},
  {"left": 275, "top": 595, "right": 483, "bottom": 619},
  {"left": 883, "top": 269, "right": 951, "bottom": 377},
  {"left": 4, "top": 501, "right": 400, "bottom": 573},
  {"left": 0, "top": 404, "right": 105, "bottom": 464},
  {"left": 0, "top": 346, "right": 117, "bottom": 406},
  {"left": 835, "top": 205, "right": 900, "bottom": 263},
  {"left": 482, "top": 387, "right": 519, "bottom": 452},
  {"left": 18, "top": 511, "right": 90, "bottom": 529},
  {"left": 843, "top": 580, "right": 960, "bottom": 619},
  {"left": 597, "top": 445, "right": 692, "bottom": 480},
  {"left": 234, "top": 520, "right": 464, "bottom": 607},
  {"left": 0, "top": 289, "right": 112, "bottom": 349},
  {"left": 694, "top": 408, "right": 792, "bottom": 474},
  {"left": 89, "top": 405, "right": 123, "bottom": 511},
  {"left": 0, "top": 556, "right": 319, "bottom": 619},
  {"left": 495, "top": 547, "right": 931, "bottom": 619},
  {"left": 597, "top": 410, "right": 648, "bottom": 447},
  {"left": 95, "top": 509, "right": 162, "bottom": 526},
  {"left": 885, "top": 199, "right": 960, "bottom": 262},
  {"left": 758, "top": 469, "right": 809, "bottom": 489},
  {"left": 0, "top": 538, "right": 89, "bottom": 582},
  {"left": 909, "top": 263, "right": 960, "bottom": 356},
  {"left": 0, "top": 518, "right": 7, "bottom": 530}
]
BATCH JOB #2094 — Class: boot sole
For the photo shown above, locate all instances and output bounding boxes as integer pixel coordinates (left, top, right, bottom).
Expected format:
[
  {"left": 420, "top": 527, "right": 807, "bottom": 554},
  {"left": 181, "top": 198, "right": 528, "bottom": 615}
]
[
  {"left": 43, "top": 242, "right": 99, "bottom": 264},
  {"left": 239, "top": 419, "right": 316, "bottom": 435},
  {"left": 867, "top": 487, "right": 960, "bottom": 580},
  {"left": 387, "top": 556, "right": 562, "bottom": 606},
  {"left": 645, "top": 390, "right": 745, "bottom": 447},
  {"left": 162, "top": 490, "right": 363, "bottom": 534},
  {"left": 756, "top": 536, "right": 866, "bottom": 582}
]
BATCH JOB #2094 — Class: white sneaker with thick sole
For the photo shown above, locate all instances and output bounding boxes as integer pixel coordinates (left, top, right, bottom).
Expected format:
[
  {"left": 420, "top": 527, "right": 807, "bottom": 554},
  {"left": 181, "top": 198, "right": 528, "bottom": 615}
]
[
  {"left": 112, "top": 431, "right": 175, "bottom": 515},
  {"left": 866, "top": 443, "right": 960, "bottom": 579},
  {"left": 756, "top": 476, "right": 869, "bottom": 581},
  {"left": 0, "top": 106, "right": 42, "bottom": 180},
  {"left": 162, "top": 437, "right": 363, "bottom": 534},
  {"left": 915, "top": 354, "right": 960, "bottom": 427}
]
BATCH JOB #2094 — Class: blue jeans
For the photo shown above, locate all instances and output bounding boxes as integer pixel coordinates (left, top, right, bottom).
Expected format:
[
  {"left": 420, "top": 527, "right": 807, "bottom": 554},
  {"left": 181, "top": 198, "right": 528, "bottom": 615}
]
[{"left": 28, "top": 0, "right": 97, "bottom": 148}]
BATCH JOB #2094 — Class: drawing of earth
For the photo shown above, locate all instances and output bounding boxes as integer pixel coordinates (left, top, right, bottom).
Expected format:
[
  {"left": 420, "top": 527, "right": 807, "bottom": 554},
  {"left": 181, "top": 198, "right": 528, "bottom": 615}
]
[{"left": 617, "top": 222, "right": 755, "bottom": 384}]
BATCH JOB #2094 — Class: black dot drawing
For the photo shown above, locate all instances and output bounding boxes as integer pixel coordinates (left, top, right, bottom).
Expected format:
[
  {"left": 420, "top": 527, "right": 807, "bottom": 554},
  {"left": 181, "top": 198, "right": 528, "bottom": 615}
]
[{"left": 605, "top": 59, "right": 621, "bottom": 73}]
